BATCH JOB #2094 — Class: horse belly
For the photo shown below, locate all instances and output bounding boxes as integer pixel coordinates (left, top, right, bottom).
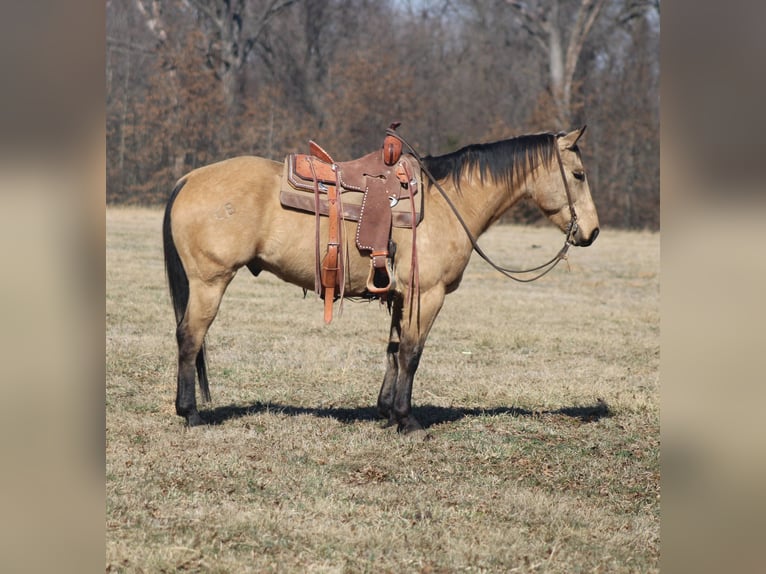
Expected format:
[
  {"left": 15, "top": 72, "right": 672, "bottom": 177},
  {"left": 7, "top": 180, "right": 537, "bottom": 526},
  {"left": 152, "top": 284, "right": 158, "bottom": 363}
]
[{"left": 258, "top": 215, "right": 372, "bottom": 296}]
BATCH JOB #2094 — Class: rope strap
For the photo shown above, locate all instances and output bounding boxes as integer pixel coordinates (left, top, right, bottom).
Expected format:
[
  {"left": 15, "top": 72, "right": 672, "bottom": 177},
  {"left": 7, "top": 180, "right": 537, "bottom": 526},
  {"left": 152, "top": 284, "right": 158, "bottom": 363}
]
[{"left": 386, "top": 128, "right": 577, "bottom": 283}]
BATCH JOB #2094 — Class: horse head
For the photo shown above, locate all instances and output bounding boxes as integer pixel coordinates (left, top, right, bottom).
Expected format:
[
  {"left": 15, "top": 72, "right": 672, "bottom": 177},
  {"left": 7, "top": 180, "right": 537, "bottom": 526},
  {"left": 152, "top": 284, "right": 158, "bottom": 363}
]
[{"left": 533, "top": 127, "right": 600, "bottom": 247}]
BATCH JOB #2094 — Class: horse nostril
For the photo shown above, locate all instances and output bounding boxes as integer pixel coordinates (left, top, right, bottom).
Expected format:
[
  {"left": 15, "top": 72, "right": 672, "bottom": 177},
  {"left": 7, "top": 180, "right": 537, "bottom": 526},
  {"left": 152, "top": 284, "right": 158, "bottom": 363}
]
[{"left": 578, "top": 227, "right": 599, "bottom": 247}]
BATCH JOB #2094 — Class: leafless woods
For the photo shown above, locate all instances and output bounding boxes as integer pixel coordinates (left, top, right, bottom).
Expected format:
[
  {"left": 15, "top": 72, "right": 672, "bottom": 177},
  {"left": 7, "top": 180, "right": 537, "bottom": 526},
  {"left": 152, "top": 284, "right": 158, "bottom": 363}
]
[{"left": 107, "top": 0, "right": 659, "bottom": 229}]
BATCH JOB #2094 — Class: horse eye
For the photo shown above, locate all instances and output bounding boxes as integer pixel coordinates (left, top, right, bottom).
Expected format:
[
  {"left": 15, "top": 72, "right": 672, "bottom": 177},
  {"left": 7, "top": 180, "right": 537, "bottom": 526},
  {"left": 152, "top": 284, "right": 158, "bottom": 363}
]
[{"left": 573, "top": 171, "right": 585, "bottom": 181}]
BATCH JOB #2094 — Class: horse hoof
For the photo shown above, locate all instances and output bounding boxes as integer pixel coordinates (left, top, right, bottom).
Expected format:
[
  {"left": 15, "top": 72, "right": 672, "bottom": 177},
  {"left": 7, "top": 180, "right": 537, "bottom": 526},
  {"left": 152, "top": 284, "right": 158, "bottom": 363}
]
[
  {"left": 380, "top": 416, "right": 397, "bottom": 430},
  {"left": 186, "top": 412, "right": 205, "bottom": 427},
  {"left": 398, "top": 419, "right": 429, "bottom": 441}
]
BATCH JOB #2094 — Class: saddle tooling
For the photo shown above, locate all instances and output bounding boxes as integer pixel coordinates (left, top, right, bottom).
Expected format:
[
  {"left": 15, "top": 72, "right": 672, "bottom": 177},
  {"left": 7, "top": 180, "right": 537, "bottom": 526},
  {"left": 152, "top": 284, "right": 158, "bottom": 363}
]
[{"left": 279, "top": 123, "right": 423, "bottom": 323}]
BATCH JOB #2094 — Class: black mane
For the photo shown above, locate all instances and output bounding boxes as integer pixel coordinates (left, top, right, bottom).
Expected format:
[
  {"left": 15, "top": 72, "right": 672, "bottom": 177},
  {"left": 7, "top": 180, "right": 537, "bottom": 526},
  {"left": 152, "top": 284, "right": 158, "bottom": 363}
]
[{"left": 422, "top": 133, "right": 557, "bottom": 191}]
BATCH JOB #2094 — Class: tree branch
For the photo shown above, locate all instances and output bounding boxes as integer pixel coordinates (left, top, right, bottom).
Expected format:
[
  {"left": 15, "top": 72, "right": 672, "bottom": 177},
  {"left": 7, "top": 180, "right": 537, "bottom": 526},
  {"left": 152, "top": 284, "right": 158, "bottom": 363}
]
[
  {"left": 183, "top": 0, "right": 225, "bottom": 33},
  {"left": 249, "top": 0, "right": 302, "bottom": 47},
  {"left": 565, "top": 0, "right": 606, "bottom": 82},
  {"left": 507, "top": 0, "right": 549, "bottom": 53},
  {"left": 133, "top": 0, "right": 168, "bottom": 43}
]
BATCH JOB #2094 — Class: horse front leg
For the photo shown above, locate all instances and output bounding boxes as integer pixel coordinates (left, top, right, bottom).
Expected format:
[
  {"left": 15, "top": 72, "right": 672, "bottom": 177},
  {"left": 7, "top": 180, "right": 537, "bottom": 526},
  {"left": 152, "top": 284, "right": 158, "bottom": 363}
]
[
  {"left": 390, "top": 286, "right": 445, "bottom": 436},
  {"left": 378, "top": 296, "right": 403, "bottom": 427}
]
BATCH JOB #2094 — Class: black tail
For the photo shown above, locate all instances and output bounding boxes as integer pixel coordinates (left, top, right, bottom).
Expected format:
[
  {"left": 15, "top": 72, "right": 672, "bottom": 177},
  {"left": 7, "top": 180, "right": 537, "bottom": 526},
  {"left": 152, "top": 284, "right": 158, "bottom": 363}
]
[{"left": 162, "top": 179, "right": 211, "bottom": 402}]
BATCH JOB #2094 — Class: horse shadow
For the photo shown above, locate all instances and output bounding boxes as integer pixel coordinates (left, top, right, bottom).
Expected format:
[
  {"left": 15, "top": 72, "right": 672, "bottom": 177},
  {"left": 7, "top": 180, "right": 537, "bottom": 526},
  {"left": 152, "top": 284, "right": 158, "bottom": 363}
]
[{"left": 200, "top": 398, "right": 611, "bottom": 428}]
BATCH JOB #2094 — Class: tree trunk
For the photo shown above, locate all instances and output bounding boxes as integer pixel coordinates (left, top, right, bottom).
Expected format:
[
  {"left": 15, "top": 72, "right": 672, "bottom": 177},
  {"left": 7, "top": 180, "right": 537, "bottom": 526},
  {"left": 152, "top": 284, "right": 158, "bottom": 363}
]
[
  {"left": 509, "top": 0, "right": 606, "bottom": 126},
  {"left": 547, "top": 1, "right": 568, "bottom": 125}
]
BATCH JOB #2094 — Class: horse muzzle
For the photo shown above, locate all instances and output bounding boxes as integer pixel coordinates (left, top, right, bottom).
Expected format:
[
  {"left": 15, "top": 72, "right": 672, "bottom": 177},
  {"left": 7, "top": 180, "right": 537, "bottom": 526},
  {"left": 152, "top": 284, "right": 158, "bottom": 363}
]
[{"left": 571, "top": 226, "right": 599, "bottom": 247}]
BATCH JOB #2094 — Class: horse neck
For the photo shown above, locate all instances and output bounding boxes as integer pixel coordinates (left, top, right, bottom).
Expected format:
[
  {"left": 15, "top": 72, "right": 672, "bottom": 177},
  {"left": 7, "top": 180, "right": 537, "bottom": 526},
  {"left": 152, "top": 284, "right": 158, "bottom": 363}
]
[{"left": 445, "top": 170, "right": 527, "bottom": 236}]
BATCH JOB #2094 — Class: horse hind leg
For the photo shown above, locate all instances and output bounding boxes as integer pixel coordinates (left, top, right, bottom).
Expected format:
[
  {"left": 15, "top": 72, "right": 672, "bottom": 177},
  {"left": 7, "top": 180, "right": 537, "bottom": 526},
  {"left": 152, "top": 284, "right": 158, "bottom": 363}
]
[{"left": 175, "top": 276, "right": 232, "bottom": 426}]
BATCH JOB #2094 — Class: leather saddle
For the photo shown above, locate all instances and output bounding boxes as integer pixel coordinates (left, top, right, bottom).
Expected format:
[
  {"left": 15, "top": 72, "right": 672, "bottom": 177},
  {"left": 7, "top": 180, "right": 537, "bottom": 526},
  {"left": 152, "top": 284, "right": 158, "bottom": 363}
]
[{"left": 279, "top": 125, "right": 422, "bottom": 322}]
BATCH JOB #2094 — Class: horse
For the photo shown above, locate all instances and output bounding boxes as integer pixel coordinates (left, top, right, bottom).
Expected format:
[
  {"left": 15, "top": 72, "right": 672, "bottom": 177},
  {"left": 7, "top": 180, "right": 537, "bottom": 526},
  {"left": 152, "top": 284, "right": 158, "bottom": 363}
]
[{"left": 162, "top": 127, "right": 600, "bottom": 437}]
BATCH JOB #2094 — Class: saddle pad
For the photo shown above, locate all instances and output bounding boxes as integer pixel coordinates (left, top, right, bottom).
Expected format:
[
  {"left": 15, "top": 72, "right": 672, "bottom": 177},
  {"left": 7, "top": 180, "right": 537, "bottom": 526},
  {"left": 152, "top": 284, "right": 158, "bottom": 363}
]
[{"left": 279, "top": 154, "right": 423, "bottom": 229}]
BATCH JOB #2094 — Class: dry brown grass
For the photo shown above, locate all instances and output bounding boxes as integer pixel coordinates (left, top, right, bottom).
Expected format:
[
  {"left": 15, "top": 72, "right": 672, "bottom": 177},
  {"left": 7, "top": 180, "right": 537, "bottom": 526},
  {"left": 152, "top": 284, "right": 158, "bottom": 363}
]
[{"left": 107, "top": 206, "right": 659, "bottom": 573}]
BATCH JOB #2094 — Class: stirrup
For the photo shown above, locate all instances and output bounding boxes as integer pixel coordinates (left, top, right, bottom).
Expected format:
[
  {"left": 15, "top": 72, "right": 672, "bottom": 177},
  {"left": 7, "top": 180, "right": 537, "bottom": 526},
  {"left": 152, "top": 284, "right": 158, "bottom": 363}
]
[{"left": 365, "top": 252, "right": 392, "bottom": 294}]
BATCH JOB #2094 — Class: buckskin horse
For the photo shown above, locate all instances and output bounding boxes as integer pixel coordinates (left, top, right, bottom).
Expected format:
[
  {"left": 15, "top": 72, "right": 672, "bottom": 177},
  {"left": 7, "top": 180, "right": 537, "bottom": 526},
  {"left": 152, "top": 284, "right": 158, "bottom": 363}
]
[{"left": 163, "top": 126, "right": 599, "bottom": 437}]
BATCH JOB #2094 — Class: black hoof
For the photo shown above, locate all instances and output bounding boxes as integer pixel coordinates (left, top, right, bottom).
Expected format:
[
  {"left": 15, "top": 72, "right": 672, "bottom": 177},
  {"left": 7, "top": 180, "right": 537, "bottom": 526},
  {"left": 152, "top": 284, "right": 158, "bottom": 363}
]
[
  {"left": 397, "top": 418, "right": 426, "bottom": 437},
  {"left": 185, "top": 411, "right": 205, "bottom": 427}
]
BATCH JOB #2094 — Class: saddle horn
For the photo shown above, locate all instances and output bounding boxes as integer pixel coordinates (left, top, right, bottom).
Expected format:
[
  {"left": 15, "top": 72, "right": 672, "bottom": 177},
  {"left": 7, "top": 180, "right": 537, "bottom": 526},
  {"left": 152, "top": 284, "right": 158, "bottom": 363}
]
[{"left": 382, "top": 122, "right": 403, "bottom": 166}]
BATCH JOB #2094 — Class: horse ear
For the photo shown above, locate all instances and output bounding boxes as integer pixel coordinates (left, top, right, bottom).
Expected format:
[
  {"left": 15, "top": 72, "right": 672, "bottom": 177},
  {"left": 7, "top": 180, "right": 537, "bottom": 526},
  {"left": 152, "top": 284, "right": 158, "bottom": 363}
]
[{"left": 558, "top": 125, "right": 587, "bottom": 149}]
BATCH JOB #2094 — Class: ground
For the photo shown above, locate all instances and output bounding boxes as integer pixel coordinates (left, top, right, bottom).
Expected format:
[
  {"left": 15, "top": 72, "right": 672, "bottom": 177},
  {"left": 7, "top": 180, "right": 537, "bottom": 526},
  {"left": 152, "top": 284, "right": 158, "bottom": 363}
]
[{"left": 107, "top": 207, "right": 659, "bottom": 573}]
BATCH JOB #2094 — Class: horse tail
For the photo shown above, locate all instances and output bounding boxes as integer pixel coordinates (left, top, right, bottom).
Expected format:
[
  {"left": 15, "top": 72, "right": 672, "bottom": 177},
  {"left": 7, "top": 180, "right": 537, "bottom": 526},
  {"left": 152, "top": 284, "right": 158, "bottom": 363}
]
[{"left": 162, "top": 178, "right": 211, "bottom": 402}]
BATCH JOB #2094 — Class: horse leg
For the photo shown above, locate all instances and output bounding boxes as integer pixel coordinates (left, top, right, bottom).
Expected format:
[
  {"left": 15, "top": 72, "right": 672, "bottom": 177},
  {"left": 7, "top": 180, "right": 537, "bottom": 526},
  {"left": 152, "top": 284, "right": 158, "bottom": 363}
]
[
  {"left": 377, "top": 295, "right": 403, "bottom": 427},
  {"left": 390, "top": 286, "right": 446, "bottom": 436},
  {"left": 175, "top": 275, "right": 232, "bottom": 426}
]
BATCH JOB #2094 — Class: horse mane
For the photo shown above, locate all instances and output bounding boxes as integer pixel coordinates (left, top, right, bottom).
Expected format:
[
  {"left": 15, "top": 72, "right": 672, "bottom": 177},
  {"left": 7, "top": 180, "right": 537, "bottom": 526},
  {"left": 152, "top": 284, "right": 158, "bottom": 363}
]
[{"left": 422, "top": 132, "right": 558, "bottom": 192}]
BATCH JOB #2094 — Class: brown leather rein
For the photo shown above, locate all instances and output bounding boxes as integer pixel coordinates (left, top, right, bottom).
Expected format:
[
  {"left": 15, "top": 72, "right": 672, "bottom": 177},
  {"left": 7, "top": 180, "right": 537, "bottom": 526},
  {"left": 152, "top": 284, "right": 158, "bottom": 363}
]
[{"left": 387, "top": 128, "right": 579, "bottom": 283}]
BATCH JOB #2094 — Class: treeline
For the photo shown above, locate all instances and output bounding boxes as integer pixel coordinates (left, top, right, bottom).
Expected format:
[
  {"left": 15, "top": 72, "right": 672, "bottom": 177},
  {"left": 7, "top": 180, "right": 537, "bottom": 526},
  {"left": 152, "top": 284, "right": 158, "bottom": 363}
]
[{"left": 107, "top": 0, "right": 659, "bottom": 229}]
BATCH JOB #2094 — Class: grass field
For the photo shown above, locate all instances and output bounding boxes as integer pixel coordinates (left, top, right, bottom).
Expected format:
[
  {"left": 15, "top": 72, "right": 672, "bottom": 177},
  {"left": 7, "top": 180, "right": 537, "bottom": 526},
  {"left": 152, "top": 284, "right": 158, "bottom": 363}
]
[{"left": 106, "top": 206, "right": 659, "bottom": 573}]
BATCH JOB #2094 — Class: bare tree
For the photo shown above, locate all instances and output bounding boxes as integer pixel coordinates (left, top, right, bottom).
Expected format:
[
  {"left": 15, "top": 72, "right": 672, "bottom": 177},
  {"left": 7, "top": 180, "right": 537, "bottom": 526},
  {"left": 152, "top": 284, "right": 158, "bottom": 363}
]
[
  {"left": 586, "top": 6, "right": 659, "bottom": 228},
  {"left": 132, "top": 0, "right": 301, "bottom": 110},
  {"left": 507, "top": 0, "right": 606, "bottom": 126},
  {"left": 185, "top": 0, "right": 301, "bottom": 109},
  {"left": 108, "top": 0, "right": 659, "bottom": 228}
]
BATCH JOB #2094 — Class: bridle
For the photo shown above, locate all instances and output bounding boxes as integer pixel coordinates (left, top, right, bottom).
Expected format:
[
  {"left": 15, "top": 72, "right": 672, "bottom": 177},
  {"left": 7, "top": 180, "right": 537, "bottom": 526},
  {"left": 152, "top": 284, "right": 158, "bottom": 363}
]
[{"left": 387, "top": 128, "right": 580, "bottom": 283}]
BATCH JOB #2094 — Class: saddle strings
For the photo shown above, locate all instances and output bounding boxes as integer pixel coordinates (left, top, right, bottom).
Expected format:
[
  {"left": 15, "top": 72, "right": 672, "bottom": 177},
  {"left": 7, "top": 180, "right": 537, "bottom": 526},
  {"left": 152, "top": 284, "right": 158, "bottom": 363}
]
[
  {"left": 401, "top": 159, "right": 421, "bottom": 329},
  {"left": 308, "top": 157, "right": 323, "bottom": 295},
  {"left": 309, "top": 156, "right": 348, "bottom": 314},
  {"left": 386, "top": 128, "right": 577, "bottom": 283},
  {"left": 335, "top": 165, "right": 347, "bottom": 308}
]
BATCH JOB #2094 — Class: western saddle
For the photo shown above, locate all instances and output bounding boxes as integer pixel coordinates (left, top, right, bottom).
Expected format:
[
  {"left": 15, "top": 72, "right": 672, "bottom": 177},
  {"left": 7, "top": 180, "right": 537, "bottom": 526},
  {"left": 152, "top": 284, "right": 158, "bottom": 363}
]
[{"left": 280, "top": 123, "right": 422, "bottom": 323}]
